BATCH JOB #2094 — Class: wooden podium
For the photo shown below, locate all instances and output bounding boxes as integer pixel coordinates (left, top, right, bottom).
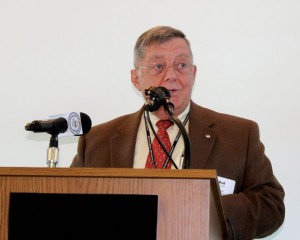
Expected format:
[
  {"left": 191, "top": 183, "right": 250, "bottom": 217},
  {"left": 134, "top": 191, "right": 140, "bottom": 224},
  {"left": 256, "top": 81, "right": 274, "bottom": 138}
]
[{"left": 0, "top": 167, "right": 228, "bottom": 240}]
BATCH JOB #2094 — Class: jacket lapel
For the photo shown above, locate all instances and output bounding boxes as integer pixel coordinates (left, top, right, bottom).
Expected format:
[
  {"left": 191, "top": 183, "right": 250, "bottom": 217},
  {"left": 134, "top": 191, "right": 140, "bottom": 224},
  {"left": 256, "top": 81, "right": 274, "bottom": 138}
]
[
  {"left": 109, "top": 107, "right": 144, "bottom": 168},
  {"left": 189, "top": 102, "right": 217, "bottom": 169}
]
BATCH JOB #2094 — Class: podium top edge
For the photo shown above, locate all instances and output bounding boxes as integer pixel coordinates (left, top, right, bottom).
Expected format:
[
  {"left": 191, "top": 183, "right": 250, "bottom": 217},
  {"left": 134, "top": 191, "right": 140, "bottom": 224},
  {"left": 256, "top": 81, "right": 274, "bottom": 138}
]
[{"left": 0, "top": 167, "right": 217, "bottom": 179}]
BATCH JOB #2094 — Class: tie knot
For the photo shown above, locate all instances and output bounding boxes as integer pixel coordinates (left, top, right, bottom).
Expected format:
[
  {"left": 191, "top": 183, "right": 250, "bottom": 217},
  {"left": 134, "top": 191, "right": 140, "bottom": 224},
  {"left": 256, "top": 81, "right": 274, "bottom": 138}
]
[{"left": 156, "top": 120, "right": 173, "bottom": 130}]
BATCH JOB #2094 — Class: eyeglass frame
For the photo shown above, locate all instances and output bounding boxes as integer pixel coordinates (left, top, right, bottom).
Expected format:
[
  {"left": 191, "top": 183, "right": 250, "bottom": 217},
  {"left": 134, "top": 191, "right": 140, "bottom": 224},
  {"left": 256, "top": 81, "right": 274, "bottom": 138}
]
[{"left": 137, "top": 61, "right": 195, "bottom": 76}]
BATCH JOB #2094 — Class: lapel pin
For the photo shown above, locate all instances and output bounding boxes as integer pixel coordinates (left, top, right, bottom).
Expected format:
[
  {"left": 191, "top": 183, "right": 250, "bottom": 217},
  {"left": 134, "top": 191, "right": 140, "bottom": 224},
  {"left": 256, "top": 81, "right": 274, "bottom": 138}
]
[{"left": 205, "top": 134, "right": 211, "bottom": 139}]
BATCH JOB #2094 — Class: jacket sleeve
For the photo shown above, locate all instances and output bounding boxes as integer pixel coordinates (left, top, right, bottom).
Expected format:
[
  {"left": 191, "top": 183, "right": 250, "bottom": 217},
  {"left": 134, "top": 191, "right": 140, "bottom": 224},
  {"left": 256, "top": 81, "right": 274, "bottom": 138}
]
[{"left": 221, "top": 121, "right": 285, "bottom": 240}]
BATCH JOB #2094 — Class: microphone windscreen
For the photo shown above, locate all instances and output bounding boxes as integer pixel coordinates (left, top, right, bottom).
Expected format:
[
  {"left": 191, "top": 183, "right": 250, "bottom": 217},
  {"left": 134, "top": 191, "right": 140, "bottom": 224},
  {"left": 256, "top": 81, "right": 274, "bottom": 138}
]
[
  {"left": 79, "top": 112, "right": 92, "bottom": 135},
  {"left": 145, "top": 86, "right": 172, "bottom": 112},
  {"left": 156, "top": 86, "right": 171, "bottom": 98}
]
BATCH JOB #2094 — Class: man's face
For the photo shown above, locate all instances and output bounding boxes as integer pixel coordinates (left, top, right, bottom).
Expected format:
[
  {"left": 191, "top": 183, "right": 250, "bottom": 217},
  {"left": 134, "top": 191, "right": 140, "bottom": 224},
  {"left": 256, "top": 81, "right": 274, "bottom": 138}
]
[{"left": 131, "top": 38, "right": 197, "bottom": 117}]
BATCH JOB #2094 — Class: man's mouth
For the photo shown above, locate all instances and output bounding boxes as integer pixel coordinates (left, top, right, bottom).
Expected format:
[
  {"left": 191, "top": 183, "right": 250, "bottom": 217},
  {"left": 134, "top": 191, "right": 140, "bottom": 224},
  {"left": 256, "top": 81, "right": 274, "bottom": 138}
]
[{"left": 168, "top": 89, "right": 178, "bottom": 95}]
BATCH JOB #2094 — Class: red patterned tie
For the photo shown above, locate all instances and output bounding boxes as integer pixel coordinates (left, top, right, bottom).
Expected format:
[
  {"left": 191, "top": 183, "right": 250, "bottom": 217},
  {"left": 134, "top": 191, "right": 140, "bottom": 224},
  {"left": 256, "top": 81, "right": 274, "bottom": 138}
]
[{"left": 145, "top": 120, "right": 173, "bottom": 169}]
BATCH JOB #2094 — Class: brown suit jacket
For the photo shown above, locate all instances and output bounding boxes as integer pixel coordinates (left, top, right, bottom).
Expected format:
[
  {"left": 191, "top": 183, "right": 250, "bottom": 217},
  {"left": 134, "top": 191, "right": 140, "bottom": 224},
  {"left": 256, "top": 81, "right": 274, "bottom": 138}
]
[{"left": 71, "top": 101, "right": 285, "bottom": 240}]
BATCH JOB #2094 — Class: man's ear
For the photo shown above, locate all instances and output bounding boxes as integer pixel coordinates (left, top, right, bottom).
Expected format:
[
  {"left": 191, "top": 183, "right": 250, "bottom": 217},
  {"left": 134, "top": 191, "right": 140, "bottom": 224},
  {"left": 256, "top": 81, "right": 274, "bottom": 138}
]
[
  {"left": 193, "top": 65, "right": 197, "bottom": 77},
  {"left": 131, "top": 69, "right": 141, "bottom": 91}
]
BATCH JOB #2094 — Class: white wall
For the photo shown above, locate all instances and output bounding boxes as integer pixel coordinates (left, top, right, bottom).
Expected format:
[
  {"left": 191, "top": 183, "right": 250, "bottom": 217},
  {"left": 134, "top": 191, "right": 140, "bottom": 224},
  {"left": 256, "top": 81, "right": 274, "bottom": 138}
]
[{"left": 1, "top": 0, "right": 299, "bottom": 239}]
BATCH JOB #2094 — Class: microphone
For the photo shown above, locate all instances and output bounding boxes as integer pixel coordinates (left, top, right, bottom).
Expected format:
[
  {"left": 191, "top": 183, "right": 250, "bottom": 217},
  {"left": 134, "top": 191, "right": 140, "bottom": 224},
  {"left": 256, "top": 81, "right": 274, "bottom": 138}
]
[
  {"left": 145, "top": 86, "right": 174, "bottom": 112},
  {"left": 25, "top": 112, "right": 92, "bottom": 136},
  {"left": 144, "top": 86, "right": 191, "bottom": 169}
]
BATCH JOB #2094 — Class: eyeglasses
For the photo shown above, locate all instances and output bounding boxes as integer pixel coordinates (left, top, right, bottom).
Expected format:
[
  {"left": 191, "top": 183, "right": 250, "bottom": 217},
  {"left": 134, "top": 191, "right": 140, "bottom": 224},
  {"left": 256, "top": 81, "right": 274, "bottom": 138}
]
[{"left": 138, "top": 62, "right": 194, "bottom": 76}]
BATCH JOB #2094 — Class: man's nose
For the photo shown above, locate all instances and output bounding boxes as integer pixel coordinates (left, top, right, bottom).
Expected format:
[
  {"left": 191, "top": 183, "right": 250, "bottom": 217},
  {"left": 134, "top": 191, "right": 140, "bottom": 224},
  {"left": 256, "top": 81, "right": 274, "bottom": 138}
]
[{"left": 163, "top": 65, "right": 177, "bottom": 81}]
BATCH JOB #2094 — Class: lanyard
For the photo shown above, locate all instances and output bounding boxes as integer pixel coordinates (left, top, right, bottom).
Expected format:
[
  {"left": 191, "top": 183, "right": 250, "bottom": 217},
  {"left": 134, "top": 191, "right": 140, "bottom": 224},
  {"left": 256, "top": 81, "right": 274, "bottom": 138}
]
[{"left": 144, "top": 111, "right": 190, "bottom": 169}]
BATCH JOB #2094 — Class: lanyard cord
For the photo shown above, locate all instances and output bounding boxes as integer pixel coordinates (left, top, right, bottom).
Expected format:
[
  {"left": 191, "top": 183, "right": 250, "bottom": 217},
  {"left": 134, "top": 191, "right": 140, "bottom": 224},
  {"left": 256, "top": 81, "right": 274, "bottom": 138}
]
[{"left": 144, "top": 110, "right": 190, "bottom": 169}]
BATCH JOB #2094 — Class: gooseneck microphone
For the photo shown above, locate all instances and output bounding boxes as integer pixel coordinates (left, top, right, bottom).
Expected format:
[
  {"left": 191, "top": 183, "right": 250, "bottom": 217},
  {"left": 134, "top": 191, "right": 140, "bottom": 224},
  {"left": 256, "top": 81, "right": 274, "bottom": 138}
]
[{"left": 144, "top": 86, "right": 191, "bottom": 169}]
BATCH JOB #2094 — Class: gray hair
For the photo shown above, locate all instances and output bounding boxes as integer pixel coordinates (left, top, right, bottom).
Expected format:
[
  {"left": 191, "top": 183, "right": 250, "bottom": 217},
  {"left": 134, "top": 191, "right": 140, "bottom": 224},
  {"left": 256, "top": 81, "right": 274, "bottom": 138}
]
[{"left": 133, "top": 26, "right": 193, "bottom": 68}]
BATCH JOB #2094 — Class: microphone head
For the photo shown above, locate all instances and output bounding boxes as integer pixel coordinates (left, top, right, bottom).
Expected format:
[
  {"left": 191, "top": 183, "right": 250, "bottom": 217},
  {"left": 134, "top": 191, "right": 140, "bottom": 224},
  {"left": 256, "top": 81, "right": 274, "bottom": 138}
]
[
  {"left": 67, "top": 112, "right": 92, "bottom": 136},
  {"left": 79, "top": 112, "right": 92, "bottom": 135},
  {"left": 145, "top": 86, "right": 170, "bottom": 98},
  {"left": 145, "top": 86, "right": 172, "bottom": 112}
]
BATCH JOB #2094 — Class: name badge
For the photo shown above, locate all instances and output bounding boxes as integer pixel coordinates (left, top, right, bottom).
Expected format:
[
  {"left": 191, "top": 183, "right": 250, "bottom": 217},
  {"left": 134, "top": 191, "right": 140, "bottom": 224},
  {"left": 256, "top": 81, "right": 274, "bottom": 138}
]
[{"left": 217, "top": 176, "right": 236, "bottom": 195}]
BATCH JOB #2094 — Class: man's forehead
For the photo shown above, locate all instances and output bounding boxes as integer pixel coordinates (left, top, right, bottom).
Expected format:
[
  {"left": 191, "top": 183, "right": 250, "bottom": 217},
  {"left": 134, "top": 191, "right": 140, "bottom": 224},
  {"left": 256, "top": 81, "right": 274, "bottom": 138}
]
[
  {"left": 145, "top": 53, "right": 190, "bottom": 61},
  {"left": 146, "top": 53, "right": 191, "bottom": 62}
]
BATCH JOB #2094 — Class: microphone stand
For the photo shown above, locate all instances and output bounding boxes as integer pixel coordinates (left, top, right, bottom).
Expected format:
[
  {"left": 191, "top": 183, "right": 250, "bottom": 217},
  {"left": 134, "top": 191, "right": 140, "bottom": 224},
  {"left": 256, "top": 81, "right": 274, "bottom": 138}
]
[
  {"left": 47, "top": 133, "right": 59, "bottom": 168},
  {"left": 163, "top": 101, "right": 191, "bottom": 169}
]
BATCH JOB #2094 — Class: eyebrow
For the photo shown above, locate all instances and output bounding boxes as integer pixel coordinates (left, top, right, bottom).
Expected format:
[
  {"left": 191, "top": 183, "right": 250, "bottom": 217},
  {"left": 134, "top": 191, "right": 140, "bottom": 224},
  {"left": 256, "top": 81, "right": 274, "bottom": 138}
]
[{"left": 148, "top": 54, "right": 191, "bottom": 62}]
